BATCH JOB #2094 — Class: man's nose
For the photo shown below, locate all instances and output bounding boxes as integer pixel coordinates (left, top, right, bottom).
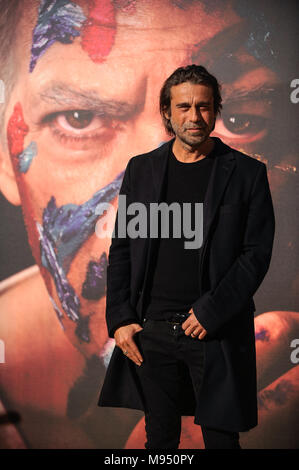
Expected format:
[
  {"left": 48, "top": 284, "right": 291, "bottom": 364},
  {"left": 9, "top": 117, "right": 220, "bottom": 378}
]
[{"left": 189, "top": 106, "right": 202, "bottom": 123}]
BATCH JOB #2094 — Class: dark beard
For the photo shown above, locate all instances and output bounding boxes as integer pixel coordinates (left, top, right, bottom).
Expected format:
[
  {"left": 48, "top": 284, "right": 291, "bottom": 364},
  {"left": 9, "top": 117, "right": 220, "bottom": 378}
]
[{"left": 171, "top": 119, "right": 215, "bottom": 148}]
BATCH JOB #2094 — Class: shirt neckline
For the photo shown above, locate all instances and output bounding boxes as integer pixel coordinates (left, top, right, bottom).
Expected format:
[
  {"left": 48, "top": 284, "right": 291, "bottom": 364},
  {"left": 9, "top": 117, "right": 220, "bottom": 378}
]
[{"left": 170, "top": 138, "right": 217, "bottom": 165}]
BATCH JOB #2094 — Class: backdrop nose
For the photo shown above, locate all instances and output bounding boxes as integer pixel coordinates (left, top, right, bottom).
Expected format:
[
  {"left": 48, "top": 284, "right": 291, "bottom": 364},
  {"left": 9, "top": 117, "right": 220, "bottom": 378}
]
[{"left": 134, "top": 116, "right": 171, "bottom": 154}]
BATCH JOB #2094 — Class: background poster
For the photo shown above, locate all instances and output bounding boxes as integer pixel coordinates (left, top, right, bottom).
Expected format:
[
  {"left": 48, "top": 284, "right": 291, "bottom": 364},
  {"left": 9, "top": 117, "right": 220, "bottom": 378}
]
[{"left": 0, "top": 0, "right": 298, "bottom": 449}]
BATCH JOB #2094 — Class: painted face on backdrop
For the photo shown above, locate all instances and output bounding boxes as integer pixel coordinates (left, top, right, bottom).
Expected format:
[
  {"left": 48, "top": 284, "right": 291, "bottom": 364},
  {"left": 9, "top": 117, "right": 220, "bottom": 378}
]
[{"left": 1, "top": 0, "right": 291, "bottom": 359}]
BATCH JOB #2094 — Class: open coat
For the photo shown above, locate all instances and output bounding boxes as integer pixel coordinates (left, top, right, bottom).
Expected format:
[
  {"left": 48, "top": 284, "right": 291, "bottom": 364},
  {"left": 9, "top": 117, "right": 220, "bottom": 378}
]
[{"left": 98, "top": 137, "right": 275, "bottom": 432}]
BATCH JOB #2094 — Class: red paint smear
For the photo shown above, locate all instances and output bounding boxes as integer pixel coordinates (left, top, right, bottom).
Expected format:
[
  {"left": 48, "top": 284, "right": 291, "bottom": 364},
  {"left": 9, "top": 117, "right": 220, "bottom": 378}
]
[
  {"left": 87, "top": 0, "right": 115, "bottom": 23},
  {"left": 81, "top": 0, "right": 116, "bottom": 63},
  {"left": 7, "top": 102, "right": 29, "bottom": 159},
  {"left": 7, "top": 103, "right": 52, "bottom": 294}
]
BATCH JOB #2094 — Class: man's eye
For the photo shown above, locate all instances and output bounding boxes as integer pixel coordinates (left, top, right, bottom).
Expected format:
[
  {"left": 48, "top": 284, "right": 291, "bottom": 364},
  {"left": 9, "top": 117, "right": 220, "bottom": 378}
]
[{"left": 215, "top": 113, "right": 267, "bottom": 143}]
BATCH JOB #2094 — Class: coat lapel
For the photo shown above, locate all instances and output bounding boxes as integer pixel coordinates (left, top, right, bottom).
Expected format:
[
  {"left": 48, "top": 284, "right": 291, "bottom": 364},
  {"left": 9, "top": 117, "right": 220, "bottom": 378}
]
[
  {"left": 151, "top": 139, "right": 173, "bottom": 202},
  {"left": 137, "top": 140, "right": 172, "bottom": 310},
  {"left": 201, "top": 138, "right": 236, "bottom": 244}
]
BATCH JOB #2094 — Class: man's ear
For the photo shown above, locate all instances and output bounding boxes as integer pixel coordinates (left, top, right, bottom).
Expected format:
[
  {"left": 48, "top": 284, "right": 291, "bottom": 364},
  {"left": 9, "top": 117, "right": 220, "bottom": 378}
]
[
  {"left": 163, "top": 107, "right": 170, "bottom": 120},
  {"left": 0, "top": 145, "right": 21, "bottom": 206}
]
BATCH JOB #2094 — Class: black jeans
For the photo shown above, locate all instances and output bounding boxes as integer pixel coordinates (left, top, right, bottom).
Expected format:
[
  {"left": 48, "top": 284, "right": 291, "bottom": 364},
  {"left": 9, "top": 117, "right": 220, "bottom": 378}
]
[{"left": 134, "top": 317, "right": 241, "bottom": 449}]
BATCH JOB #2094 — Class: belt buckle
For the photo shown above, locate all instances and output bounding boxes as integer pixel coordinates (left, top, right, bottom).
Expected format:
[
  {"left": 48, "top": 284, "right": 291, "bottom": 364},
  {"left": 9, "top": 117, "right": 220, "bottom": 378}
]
[{"left": 168, "top": 312, "right": 188, "bottom": 324}]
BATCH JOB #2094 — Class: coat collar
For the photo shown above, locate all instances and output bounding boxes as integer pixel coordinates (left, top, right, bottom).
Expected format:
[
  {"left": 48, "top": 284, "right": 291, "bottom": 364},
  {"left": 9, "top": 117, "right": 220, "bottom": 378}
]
[{"left": 150, "top": 136, "right": 236, "bottom": 244}]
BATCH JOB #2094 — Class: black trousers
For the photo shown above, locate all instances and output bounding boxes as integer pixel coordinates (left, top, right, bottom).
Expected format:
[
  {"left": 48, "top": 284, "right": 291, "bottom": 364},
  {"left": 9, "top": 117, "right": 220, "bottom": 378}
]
[{"left": 134, "top": 317, "right": 241, "bottom": 449}]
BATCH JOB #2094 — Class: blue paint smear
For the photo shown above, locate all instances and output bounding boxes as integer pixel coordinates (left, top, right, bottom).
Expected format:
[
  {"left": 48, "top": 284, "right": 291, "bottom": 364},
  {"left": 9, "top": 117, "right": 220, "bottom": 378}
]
[
  {"left": 43, "top": 170, "right": 124, "bottom": 274},
  {"left": 81, "top": 252, "right": 107, "bottom": 300},
  {"left": 258, "top": 380, "right": 294, "bottom": 410},
  {"left": 37, "top": 220, "right": 82, "bottom": 323},
  {"left": 38, "top": 171, "right": 124, "bottom": 342},
  {"left": 30, "top": 0, "right": 86, "bottom": 72},
  {"left": 18, "top": 141, "right": 37, "bottom": 173},
  {"left": 255, "top": 327, "right": 270, "bottom": 342}
]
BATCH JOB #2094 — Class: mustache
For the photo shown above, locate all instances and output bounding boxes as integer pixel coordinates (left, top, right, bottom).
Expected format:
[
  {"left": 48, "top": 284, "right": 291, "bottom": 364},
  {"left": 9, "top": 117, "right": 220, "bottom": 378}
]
[{"left": 184, "top": 124, "right": 206, "bottom": 130}]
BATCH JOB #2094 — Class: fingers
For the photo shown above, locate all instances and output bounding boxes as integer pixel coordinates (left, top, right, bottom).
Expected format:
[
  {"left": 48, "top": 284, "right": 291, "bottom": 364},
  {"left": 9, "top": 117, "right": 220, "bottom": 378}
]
[
  {"left": 182, "top": 313, "right": 207, "bottom": 339},
  {"left": 182, "top": 317, "right": 196, "bottom": 334},
  {"left": 189, "top": 327, "right": 207, "bottom": 339},
  {"left": 183, "top": 324, "right": 196, "bottom": 336},
  {"left": 198, "top": 329, "right": 207, "bottom": 340},
  {"left": 183, "top": 324, "right": 207, "bottom": 339},
  {"left": 124, "top": 337, "right": 144, "bottom": 366},
  {"left": 116, "top": 327, "right": 144, "bottom": 366},
  {"left": 188, "top": 326, "right": 200, "bottom": 337}
]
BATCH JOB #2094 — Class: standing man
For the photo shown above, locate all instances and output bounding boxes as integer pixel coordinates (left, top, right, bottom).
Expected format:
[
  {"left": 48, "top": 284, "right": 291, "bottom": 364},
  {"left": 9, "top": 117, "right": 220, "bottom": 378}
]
[{"left": 99, "top": 64, "right": 275, "bottom": 449}]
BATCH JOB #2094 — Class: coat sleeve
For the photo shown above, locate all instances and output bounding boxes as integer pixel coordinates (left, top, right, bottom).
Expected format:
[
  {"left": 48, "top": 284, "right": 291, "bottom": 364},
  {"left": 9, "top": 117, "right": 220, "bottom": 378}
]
[
  {"left": 105, "top": 157, "right": 139, "bottom": 338},
  {"left": 192, "top": 162, "right": 275, "bottom": 336}
]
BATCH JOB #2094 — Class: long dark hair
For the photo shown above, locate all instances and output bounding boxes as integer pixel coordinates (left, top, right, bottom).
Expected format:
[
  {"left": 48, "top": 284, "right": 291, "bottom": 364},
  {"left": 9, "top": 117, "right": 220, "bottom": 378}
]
[{"left": 160, "top": 64, "right": 222, "bottom": 135}]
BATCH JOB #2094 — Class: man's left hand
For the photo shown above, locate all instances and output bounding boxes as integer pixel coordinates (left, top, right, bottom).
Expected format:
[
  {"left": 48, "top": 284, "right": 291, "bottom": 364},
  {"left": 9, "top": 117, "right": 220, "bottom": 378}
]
[{"left": 182, "top": 309, "right": 207, "bottom": 339}]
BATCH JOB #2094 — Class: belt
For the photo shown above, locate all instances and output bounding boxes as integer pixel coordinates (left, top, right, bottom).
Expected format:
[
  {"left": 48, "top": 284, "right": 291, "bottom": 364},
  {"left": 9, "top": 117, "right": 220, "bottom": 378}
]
[{"left": 165, "top": 312, "right": 190, "bottom": 324}]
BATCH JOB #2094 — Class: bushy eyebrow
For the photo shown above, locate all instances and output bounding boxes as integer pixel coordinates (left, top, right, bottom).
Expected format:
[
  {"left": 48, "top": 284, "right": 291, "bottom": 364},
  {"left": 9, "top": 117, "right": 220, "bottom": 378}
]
[
  {"left": 192, "top": 21, "right": 249, "bottom": 65},
  {"left": 193, "top": 21, "right": 279, "bottom": 103},
  {"left": 38, "top": 81, "right": 141, "bottom": 119},
  {"left": 223, "top": 86, "right": 278, "bottom": 105}
]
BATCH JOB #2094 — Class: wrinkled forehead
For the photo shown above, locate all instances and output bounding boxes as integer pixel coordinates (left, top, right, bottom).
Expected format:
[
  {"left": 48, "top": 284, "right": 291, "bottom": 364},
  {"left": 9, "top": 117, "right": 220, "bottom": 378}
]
[
  {"left": 15, "top": 0, "right": 241, "bottom": 73},
  {"left": 170, "top": 82, "right": 214, "bottom": 99}
]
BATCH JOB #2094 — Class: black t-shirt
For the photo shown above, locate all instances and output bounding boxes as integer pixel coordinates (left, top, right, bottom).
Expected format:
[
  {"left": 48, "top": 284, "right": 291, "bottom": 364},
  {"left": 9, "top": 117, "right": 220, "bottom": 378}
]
[{"left": 144, "top": 139, "right": 217, "bottom": 320}]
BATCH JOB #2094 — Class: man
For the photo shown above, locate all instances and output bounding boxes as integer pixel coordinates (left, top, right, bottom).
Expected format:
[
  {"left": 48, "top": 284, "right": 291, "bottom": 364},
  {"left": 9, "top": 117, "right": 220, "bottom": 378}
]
[
  {"left": 0, "top": 0, "right": 298, "bottom": 449},
  {"left": 98, "top": 64, "right": 276, "bottom": 449}
]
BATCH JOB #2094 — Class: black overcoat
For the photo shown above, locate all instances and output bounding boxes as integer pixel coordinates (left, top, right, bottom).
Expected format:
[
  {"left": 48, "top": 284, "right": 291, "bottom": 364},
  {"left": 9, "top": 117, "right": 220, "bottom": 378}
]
[{"left": 98, "top": 137, "right": 275, "bottom": 432}]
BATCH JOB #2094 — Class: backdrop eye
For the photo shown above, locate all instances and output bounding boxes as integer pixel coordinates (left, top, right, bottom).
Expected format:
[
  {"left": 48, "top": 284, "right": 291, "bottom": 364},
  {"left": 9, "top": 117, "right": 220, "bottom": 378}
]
[
  {"left": 53, "top": 109, "right": 108, "bottom": 136},
  {"left": 221, "top": 113, "right": 265, "bottom": 135},
  {"left": 64, "top": 110, "right": 94, "bottom": 129},
  {"left": 215, "top": 113, "right": 268, "bottom": 144},
  {"left": 41, "top": 108, "right": 122, "bottom": 150}
]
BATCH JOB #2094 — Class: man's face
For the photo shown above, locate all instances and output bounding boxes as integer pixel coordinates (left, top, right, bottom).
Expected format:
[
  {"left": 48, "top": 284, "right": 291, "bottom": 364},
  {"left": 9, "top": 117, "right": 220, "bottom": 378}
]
[
  {"left": 0, "top": 0, "right": 282, "bottom": 358},
  {"left": 166, "top": 82, "right": 215, "bottom": 147}
]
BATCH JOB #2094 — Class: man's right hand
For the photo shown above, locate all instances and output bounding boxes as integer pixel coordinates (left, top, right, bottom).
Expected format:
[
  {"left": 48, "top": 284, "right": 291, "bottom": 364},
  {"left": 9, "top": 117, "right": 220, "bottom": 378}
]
[{"left": 114, "top": 323, "right": 144, "bottom": 366}]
